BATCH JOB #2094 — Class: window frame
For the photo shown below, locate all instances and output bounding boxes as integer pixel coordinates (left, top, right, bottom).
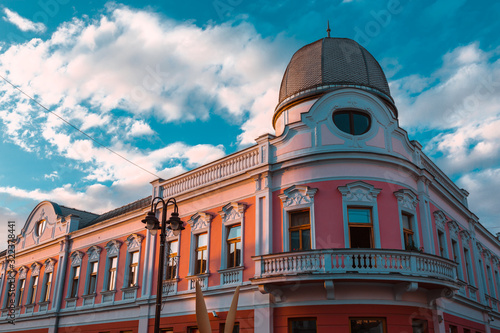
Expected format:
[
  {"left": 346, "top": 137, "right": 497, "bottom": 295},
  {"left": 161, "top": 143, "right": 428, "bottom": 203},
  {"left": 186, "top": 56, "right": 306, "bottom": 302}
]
[
  {"left": 288, "top": 317, "right": 317, "bottom": 333},
  {"left": 347, "top": 207, "right": 374, "bottom": 249},
  {"left": 219, "top": 202, "right": 246, "bottom": 272},
  {"left": 166, "top": 239, "right": 179, "bottom": 280},
  {"left": 279, "top": 186, "right": 317, "bottom": 252},
  {"left": 394, "top": 188, "right": 420, "bottom": 251},
  {"left": 187, "top": 212, "right": 213, "bottom": 278},
  {"left": 84, "top": 245, "right": 101, "bottom": 296},
  {"left": 101, "top": 240, "right": 122, "bottom": 294},
  {"left": 463, "top": 247, "right": 475, "bottom": 287},
  {"left": 27, "top": 274, "right": 39, "bottom": 305},
  {"left": 349, "top": 317, "right": 387, "bottom": 333},
  {"left": 122, "top": 233, "right": 143, "bottom": 290},
  {"left": 194, "top": 232, "right": 208, "bottom": 275},
  {"left": 16, "top": 277, "right": 25, "bottom": 307},
  {"left": 227, "top": 224, "right": 242, "bottom": 267},
  {"left": 333, "top": 110, "right": 371, "bottom": 136},
  {"left": 39, "top": 258, "right": 56, "bottom": 303}
]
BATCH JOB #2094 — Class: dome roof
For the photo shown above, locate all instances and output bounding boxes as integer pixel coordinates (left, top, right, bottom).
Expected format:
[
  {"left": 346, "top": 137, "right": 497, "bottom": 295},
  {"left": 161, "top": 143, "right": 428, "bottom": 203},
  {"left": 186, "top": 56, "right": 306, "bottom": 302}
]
[{"left": 275, "top": 37, "right": 393, "bottom": 119}]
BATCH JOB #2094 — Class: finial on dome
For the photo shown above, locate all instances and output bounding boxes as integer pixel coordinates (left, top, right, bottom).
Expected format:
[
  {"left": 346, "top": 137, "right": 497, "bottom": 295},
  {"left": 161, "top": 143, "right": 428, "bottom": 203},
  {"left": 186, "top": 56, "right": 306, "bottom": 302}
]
[{"left": 326, "top": 20, "right": 331, "bottom": 38}]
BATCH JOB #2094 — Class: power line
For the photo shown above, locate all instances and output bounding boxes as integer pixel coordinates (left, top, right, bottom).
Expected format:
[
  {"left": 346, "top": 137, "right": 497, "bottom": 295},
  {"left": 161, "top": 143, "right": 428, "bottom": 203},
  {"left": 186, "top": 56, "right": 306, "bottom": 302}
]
[{"left": 0, "top": 74, "right": 161, "bottom": 179}]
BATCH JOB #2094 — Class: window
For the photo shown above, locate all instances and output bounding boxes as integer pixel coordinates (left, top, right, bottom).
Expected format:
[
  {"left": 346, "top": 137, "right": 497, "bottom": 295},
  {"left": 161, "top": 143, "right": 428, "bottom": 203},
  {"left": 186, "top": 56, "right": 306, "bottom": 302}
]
[
  {"left": 289, "top": 318, "right": 316, "bottom": 333},
  {"left": 70, "top": 266, "right": 80, "bottom": 298},
  {"left": 88, "top": 262, "right": 98, "bottom": 294},
  {"left": 350, "top": 318, "right": 386, "bottom": 333},
  {"left": 220, "top": 323, "right": 240, "bottom": 333},
  {"left": 108, "top": 257, "right": 117, "bottom": 290},
  {"left": 412, "top": 319, "right": 428, "bottom": 333},
  {"left": 128, "top": 251, "right": 139, "bottom": 287},
  {"left": 437, "top": 231, "right": 446, "bottom": 257},
  {"left": 227, "top": 224, "right": 242, "bottom": 267},
  {"left": 333, "top": 110, "right": 371, "bottom": 135},
  {"left": 348, "top": 208, "right": 373, "bottom": 248},
  {"left": 486, "top": 265, "right": 495, "bottom": 296},
  {"left": 16, "top": 278, "right": 25, "bottom": 306},
  {"left": 289, "top": 211, "right": 311, "bottom": 252},
  {"left": 35, "top": 219, "right": 46, "bottom": 237},
  {"left": 188, "top": 327, "right": 200, "bottom": 333},
  {"left": 195, "top": 233, "right": 208, "bottom": 275},
  {"left": 451, "top": 240, "right": 463, "bottom": 280},
  {"left": 43, "top": 272, "right": 52, "bottom": 302},
  {"left": 464, "top": 248, "right": 474, "bottom": 284},
  {"left": 464, "top": 329, "right": 471, "bottom": 333},
  {"left": 166, "top": 240, "right": 178, "bottom": 280},
  {"left": 449, "top": 325, "right": 458, "bottom": 333},
  {"left": 160, "top": 329, "right": 173, "bottom": 333},
  {"left": 29, "top": 275, "right": 38, "bottom": 304},
  {"left": 402, "top": 213, "right": 415, "bottom": 249}
]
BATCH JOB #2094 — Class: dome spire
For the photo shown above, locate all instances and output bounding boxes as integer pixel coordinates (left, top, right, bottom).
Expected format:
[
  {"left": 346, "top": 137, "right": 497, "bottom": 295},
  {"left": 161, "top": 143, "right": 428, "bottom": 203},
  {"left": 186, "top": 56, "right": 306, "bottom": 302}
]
[{"left": 326, "top": 20, "right": 331, "bottom": 38}]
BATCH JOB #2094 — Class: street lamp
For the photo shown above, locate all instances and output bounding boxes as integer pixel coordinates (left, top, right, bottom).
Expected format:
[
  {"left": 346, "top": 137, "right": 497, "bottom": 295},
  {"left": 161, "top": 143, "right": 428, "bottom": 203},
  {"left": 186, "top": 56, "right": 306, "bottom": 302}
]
[{"left": 142, "top": 197, "right": 184, "bottom": 333}]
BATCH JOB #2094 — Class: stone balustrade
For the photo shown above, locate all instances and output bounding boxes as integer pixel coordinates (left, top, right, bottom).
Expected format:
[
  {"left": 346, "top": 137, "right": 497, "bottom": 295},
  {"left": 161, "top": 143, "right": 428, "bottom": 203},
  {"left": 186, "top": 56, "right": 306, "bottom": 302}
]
[
  {"left": 252, "top": 248, "right": 458, "bottom": 286},
  {"left": 160, "top": 147, "right": 260, "bottom": 198}
]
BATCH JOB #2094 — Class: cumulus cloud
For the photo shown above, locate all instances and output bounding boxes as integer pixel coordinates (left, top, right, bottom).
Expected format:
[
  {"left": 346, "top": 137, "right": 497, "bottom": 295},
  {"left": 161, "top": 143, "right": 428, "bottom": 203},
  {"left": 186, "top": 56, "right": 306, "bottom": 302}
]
[
  {"left": 392, "top": 42, "right": 500, "bottom": 232},
  {"left": 3, "top": 8, "right": 46, "bottom": 33}
]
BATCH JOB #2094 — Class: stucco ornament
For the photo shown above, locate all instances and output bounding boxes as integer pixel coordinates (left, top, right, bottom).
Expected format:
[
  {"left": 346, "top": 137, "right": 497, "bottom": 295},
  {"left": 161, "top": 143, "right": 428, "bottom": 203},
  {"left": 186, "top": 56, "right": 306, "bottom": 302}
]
[
  {"left": 71, "top": 251, "right": 84, "bottom": 266},
  {"left": 433, "top": 210, "right": 447, "bottom": 230},
  {"left": 188, "top": 212, "right": 212, "bottom": 232},
  {"left": 459, "top": 229, "right": 472, "bottom": 243},
  {"left": 279, "top": 185, "right": 318, "bottom": 208},
  {"left": 44, "top": 258, "right": 57, "bottom": 273},
  {"left": 126, "top": 234, "right": 144, "bottom": 251},
  {"left": 338, "top": 181, "right": 381, "bottom": 203},
  {"left": 219, "top": 202, "right": 246, "bottom": 224},
  {"left": 393, "top": 189, "right": 418, "bottom": 211},
  {"left": 105, "top": 240, "right": 122, "bottom": 256},
  {"left": 447, "top": 220, "right": 460, "bottom": 237},
  {"left": 87, "top": 246, "right": 102, "bottom": 261},
  {"left": 18, "top": 266, "right": 28, "bottom": 279},
  {"left": 31, "top": 262, "right": 41, "bottom": 276}
]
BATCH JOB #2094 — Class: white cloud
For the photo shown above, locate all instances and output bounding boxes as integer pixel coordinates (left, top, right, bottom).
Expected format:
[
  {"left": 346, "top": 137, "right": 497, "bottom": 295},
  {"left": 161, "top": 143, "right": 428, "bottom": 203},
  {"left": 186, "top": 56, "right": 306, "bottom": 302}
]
[
  {"left": 44, "top": 171, "right": 60, "bottom": 181},
  {"left": 3, "top": 8, "right": 46, "bottom": 33}
]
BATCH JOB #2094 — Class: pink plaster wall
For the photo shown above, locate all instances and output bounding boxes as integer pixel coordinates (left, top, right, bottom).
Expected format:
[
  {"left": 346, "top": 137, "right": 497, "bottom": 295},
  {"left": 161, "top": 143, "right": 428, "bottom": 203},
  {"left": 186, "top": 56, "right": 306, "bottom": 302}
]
[
  {"left": 275, "top": 132, "right": 312, "bottom": 156},
  {"left": 366, "top": 127, "right": 385, "bottom": 149},
  {"left": 321, "top": 124, "right": 345, "bottom": 145},
  {"left": 391, "top": 137, "right": 412, "bottom": 161}
]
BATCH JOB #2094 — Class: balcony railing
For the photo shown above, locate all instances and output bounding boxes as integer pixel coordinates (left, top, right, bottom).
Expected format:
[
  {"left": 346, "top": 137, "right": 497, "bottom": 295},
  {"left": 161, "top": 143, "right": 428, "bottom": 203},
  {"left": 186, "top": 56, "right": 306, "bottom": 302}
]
[{"left": 252, "top": 249, "right": 458, "bottom": 286}]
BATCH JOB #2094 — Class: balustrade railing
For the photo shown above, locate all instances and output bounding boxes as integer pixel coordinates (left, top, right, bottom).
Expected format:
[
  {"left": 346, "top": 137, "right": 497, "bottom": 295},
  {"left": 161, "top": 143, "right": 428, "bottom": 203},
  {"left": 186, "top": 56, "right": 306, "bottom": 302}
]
[
  {"left": 160, "top": 147, "right": 260, "bottom": 198},
  {"left": 253, "top": 249, "right": 458, "bottom": 284}
]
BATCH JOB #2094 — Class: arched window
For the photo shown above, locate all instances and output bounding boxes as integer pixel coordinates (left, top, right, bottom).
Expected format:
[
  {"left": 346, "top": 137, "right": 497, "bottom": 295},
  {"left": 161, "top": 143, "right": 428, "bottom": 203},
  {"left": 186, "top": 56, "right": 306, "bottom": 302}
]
[{"left": 333, "top": 110, "right": 371, "bottom": 135}]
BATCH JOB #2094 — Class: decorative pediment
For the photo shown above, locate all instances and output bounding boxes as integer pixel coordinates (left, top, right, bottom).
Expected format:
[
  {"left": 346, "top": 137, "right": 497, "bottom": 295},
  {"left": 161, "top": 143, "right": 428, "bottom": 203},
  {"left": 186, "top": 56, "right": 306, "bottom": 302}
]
[
  {"left": 493, "top": 256, "right": 500, "bottom": 266},
  {"left": 279, "top": 185, "right": 318, "bottom": 208},
  {"left": 393, "top": 189, "right": 418, "bottom": 211},
  {"left": 87, "top": 245, "right": 102, "bottom": 261},
  {"left": 31, "top": 262, "right": 41, "bottom": 276},
  {"left": 126, "top": 233, "right": 144, "bottom": 251},
  {"left": 338, "top": 181, "right": 381, "bottom": 203},
  {"left": 188, "top": 212, "right": 213, "bottom": 232},
  {"left": 433, "top": 210, "right": 447, "bottom": 230},
  {"left": 70, "top": 251, "right": 84, "bottom": 266},
  {"left": 105, "top": 240, "right": 122, "bottom": 256},
  {"left": 483, "top": 249, "right": 492, "bottom": 260},
  {"left": 476, "top": 242, "right": 485, "bottom": 253},
  {"left": 459, "top": 229, "right": 471, "bottom": 243},
  {"left": 447, "top": 220, "right": 460, "bottom": 237},
  {"left": 18, "top": 266, "right": 28, "bottom": 279},
  {"left": 219, "top": 202, "right": 247, "bottom": 224},
  {"left": 44, "top": 258, "right": 57, "bottom": 273}
]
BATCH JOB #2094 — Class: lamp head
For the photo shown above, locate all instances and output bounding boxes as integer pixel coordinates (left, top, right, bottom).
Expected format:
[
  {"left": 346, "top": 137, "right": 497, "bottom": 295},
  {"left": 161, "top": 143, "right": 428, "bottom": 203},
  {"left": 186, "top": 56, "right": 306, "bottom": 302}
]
[
  {"left": 167, "top": 211, "right": 184, "bottom": 236},
  {"left": 142, "top": 211, "right": 160, "bottom": 235}
]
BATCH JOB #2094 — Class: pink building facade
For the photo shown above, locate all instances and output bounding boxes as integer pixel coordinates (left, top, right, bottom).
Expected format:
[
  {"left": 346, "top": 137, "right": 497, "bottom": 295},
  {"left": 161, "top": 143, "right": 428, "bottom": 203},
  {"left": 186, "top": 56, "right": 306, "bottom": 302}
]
[{"left": 1, "top": 37, "right": 500, "bottom": 333}]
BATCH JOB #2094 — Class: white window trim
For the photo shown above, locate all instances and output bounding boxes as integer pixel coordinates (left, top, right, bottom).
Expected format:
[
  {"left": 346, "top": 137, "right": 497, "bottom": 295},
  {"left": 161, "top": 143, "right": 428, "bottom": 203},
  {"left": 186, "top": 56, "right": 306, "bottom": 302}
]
[
  {"left": 394, "top": 189, "right": 420, "bottom": 250},
  {"left": 447, "top": 220, "right": 464, "bottom": 281},
  {"left": 187, "top": 212, "right": 213, "bottom": 276},
  {"left": 39, "top": 258, "right": 56, "bottom": 303},
  {"left": 338, "top": 181, "right": 381, "bottom": 248},
  {"left": 279, "top": 185, "right": 317, "bottom": 252},
  {"left": 122, "top": 234, "right": 143, "bottom": 289},
  {"left": 460, "top": 230, "right": 475, "bottom": 286},
  {"left": 433, "top": 210, "right": 450, "bottom": 258},
  {"left": 219, "top": 202, "right": 247, "bottom": 270},
  {"left": 102, "top": 240, "right": 122, "bottom": 292},
  {"left": 26, "top": 262, "right": 41, "bottom": 305},
  {"left": 84, "top": 246, "right": 101, "bottom": 296},
  {"left": 165, "top": 230, "right": 181, "bottom": 280},
  {"left": 67, "top": 251, "right": 83, "bottom": 299}
]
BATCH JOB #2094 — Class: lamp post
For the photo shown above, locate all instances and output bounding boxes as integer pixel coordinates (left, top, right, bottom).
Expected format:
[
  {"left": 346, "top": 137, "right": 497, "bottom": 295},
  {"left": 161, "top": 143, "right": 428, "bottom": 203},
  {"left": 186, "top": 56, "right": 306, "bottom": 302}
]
[{"left": 142, "top": 197, "right": 184, "bottom": 333}]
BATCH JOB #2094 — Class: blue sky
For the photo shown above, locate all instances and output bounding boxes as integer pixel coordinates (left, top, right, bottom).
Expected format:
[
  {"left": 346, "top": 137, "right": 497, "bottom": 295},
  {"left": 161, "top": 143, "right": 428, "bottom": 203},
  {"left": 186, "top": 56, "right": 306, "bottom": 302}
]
[{"left": 1, "top": 0, "right": 500, "bottom": 248}]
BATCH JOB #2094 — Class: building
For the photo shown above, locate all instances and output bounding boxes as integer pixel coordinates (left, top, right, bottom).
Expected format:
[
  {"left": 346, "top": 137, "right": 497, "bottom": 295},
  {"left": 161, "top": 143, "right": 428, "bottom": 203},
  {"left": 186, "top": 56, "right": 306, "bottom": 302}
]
[{"left": 1, "top": 36, "right": 500, "bottom": 333}]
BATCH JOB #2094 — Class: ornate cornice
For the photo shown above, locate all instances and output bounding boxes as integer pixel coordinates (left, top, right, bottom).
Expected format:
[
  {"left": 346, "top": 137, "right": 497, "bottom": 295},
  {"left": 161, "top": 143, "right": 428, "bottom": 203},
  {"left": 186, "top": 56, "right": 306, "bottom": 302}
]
[
  {"left": 105, "top": 240, "right": 122, "bottom": 256},
  {"left": 87, "top": 245, "right": 102, "bottom": 261},
  {"left": 70, "top": 251, "right": 84, "bottom": 266},
  {"left": 447, "top": 220, "right": 460, "bottom": 237},
  {"left": 126, "top": 233, "right": 144, "bottom": 251},
  {"left": 187, "top": 212, "right": 213, "bottom": 232},
  {"left": 18, "top": 266, "right": 28, "bottom": 279},
  {"left": 279, "top": 185, "right": 318, "bottom": 208},
  {"left": 338, "top": 181, "right": 381, "bottom": 203},
  {"left": 433, "top": 210, "right": 447, "bottom": 230},
  {"left": 393, "top": 189, "right": 418, "bottom": 211},
  {"left": 31, "top": 262, "right": 41, "bottom": 276},
  {"left": 459, "top": 229, "right": 472, "bottom": 243},
  {"left": 218, "top": 202, "right": 247, "bottom": 224},
  {"left": 44, "top": 258, "right": 57, "bottom": 273}
]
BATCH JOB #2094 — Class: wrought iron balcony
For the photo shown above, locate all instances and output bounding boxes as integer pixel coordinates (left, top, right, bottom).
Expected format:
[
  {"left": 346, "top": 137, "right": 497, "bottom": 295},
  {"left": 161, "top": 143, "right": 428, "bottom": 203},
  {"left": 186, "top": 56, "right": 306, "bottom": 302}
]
[{"left": 251, "top": 248, "right": 459, "bottom": 289}]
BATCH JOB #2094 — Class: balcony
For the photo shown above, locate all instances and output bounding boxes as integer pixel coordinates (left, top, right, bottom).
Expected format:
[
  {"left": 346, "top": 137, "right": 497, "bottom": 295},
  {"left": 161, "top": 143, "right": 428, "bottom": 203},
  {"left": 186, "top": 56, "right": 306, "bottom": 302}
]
[{"left": 251, "top": 248, "right": 459, "bottom": 290}]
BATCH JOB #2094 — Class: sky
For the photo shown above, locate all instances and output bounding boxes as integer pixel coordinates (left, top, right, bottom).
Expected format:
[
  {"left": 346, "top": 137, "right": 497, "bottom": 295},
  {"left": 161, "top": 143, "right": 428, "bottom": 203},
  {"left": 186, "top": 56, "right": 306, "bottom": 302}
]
[{"left": 0, "top": 0, "right": 499, "bottom": 249}]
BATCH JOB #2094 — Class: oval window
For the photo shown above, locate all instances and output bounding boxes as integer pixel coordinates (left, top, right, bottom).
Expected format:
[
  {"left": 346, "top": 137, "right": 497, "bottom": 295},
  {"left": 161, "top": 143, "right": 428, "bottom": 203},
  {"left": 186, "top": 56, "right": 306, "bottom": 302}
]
[
  {"left": 333, "top": 110, "right": 371, "bottom": 135},
  {"left": 35, "top": 219, "right": 46, "bottom": 237}
]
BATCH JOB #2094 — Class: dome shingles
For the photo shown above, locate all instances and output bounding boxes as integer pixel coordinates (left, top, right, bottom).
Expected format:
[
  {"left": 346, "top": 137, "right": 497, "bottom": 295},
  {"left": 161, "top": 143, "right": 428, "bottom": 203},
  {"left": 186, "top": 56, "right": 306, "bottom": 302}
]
[{"left": 276, "top": 37, "right": 392, "bottom": 117}]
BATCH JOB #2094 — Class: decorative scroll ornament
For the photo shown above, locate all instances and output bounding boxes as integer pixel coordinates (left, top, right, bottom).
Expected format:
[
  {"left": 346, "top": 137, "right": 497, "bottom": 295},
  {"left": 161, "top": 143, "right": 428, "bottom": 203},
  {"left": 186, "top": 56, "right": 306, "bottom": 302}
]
[
  {"left": 447, "top": 220, "right": 460, "bottom": 237},
  {"left": 433, "top": 210, "right": 447, "bottom": 230},
  {"left": 188, "top": 212, "right": 213, "bottom": 232},
  {"left": 31, "top": 262, "right": 41, "bottom": 276},
  {"left": 338, "top": 181, "right": 381, "bottom": 203},
  {"left": 87, "top": 245, "right": 102, "bottom": 261},
  {"left": 18, "top": 266, "right": 28, "bottom": 279},
  {"left": 44, "top": 258, "right": 57, "bottom": 273},
  {"left": 126, "top": 234, "right": 144, "bottom": 251},
  {"left": 71, "top": 251, "right": 84, "bottom": 266},
  {"left": 219, "top": 202, "right": 246, "bottom": 224},
  {"left": 459, "top": 229, "right": 472, "bottom": 243},
  {"left": 483, "top": 249, "right": 492, "bottom": 260},
  {"left": 279, "top": 185, "right": 318, "bottom": 208},
  {"left": 105, "top": 240, "right": 122, "bottom": 256},
  {"left": 393, "top": 189, "right": 418, "bottom": 211}
]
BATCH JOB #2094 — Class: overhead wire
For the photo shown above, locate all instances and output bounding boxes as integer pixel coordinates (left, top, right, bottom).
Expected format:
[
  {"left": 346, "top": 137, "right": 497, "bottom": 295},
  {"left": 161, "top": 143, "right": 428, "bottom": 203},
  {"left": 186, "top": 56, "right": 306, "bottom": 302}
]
[{"left": 0, "top": 74, "right": 162, "bottom": 179}]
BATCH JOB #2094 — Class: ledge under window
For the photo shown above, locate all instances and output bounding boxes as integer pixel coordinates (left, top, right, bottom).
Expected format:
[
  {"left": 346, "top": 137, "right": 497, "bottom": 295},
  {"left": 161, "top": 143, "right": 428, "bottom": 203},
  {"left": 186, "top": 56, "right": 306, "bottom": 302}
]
[
  {"left": 218, "top": 266, "right": 244, "bottom": 286},
  {"left": 81, "top": 293, "right": 96, "bottom": 306},
  {"left": 64, "top": 297, "right": 77, "bottom": 308},
  {"left": 186, "top": 273, "right": 209, "bottom": 290},
  {"left": 38, "top": 301, "right": 49, "bottom": 312},
  {"left": 24, "top": 303, "right": 35, "bottom": 314},
  {"left": 100, "top": 290, "right": 116, "bottom": 303},
  {"left": 121, "top": 285, "right": 139, "bottom": 300}
]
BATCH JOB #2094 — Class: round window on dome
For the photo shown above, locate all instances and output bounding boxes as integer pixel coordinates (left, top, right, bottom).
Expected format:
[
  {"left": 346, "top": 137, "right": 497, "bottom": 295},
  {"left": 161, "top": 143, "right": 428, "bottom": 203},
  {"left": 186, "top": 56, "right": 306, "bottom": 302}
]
[{"left": 333, "top": 110, "right": 371, "bottom": 135}]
